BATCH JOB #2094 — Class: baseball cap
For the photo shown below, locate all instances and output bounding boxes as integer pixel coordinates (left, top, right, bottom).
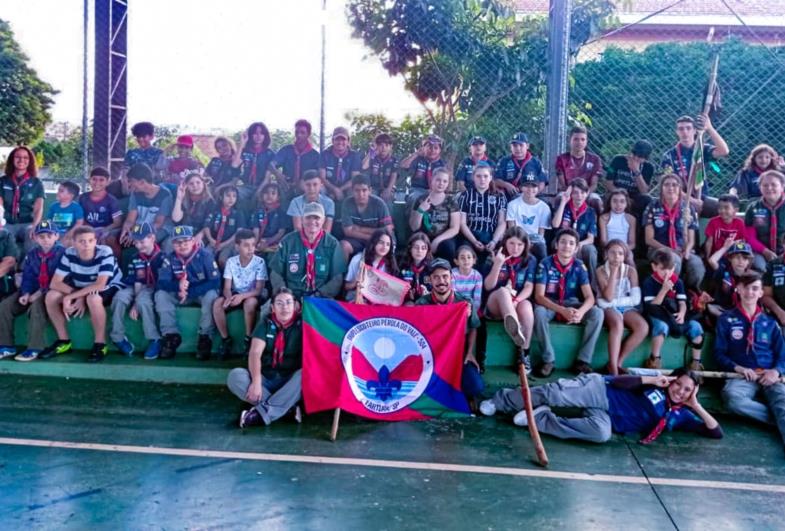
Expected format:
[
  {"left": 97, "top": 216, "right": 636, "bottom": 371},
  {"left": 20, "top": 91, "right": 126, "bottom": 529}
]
[
  {"left": 631, "top": 140, "right": 653, "bottom": 159},
  {"left": 519, "top": 172, "right": 539, "bottom": 188},
  {"left": 726, "top": 241, "right": 752, "bottom": 257},
  {"left": 302, "top": 202, "right": 326, "bottom": 220},
  {"left": 35, "top": 220, "right": 57, "bottom": 235},
  {"left": 427, "top": 258, "right": 452, "bottom": 275},
  {"left": 425, "top": 134, "right": 443, "bottom": 146},
  {"left": 510, "top": 132, "right": 529, "bottom": 144},
  {"left": 469, "top": 136, "right": 486, "bottom": 146},
  {"left": 171, "top": 225, "right": 194, "bottom": 241},
  {"left": 176, "top": 135, "right": 194, "bottom": 148},
  {"left": 130, "top": 222, "right": 154, "bottom": 241},
  {"left": 332, "top": 127, "right": 350, "bottom": 140}
]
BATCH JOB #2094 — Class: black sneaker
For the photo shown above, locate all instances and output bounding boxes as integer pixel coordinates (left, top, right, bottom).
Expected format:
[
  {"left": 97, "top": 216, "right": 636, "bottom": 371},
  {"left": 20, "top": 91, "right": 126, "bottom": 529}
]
[
  {"left": 39, "top": 340, "right": 72, "bottom": 360},
  {"left": 87, "top": 343, "right": 109, "bottom": 363},
  {"left": 219, "top": 337, "right": 233, "bottom": 360},
  {"left": 573, "top": 360, "right": 593, "bottom": 374},
  {"left": 515, "top": 351, "right": 532, "bottom": 375},
  {"left": 535, "top": 361, "right": 554, "bottom": 378},
  {"left": 196, "top": 334, "right": 212, "bottom": 361},
  {"left": 160, "top": 333, "right": 182, "bottom": 360},
  {"left": 239, "top": 408, "right": 265, "bottom": 428}
]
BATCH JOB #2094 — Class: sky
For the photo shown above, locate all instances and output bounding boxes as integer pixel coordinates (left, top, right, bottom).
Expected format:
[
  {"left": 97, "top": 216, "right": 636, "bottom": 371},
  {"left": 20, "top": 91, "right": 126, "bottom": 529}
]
[{"left": 2, "top": 0, "right": 423, "bottom": 134}]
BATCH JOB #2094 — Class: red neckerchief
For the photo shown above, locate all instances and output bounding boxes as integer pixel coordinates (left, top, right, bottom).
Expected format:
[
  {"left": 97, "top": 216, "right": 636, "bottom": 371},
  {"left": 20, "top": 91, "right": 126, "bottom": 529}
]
[
  {"left": 425, "top": 159, "right": 437, "bottom": 188},
  {"left": 174, "top": 247, "right": 199, "bottom": 280},
  {"left": 271, "top": 312, "right": 300, "bottom": 367},
  {"left": 752, "top": 164, "right": 765, "bottom": 176},
  {"left": 504, "top": 256, "right": 523, "bottom": 290},
  {"left": 565, "top": 200, "right": 588, "bottom": 230},
  {"left": 511, "top": 152, "right": 533, "bottom": 186},
  {"left": 215, "top": 207, "right": 232, "bottom": 243},
  {"left": 248, "top": 145, "right": 265, "bottom": 185},
  {"left": 11, "top": 172, "right": 31, "bottom": 219},
  {"left": 472, "top": 154, "right": 488, "bottom": 164},
  {"left": 139, "top": 244, "right": 161, "bottom": 286},
  {"left": 652, "top": 271, "right": 678, "bottom": 299},
  {"left": 724, "top": 271, "right": 739, "bottom": 307},
  {"left": 553, "top": 256, "right": 575, "bottom": 305},
  {"left": 37, "top": 247, "right": 55, "bottom": 289},
  {"left": 661, "top": 199, "right": 682, "bottom": 249},
  {"left": 293, "top": 141, "right": 313, "bottom": 181},
  {"left": 411, "top": 261, "right": 426, "bottom": 296},
  {"left": 639, "top": 395, "right": 683, "bottom": 445},
  {"left": 258, "top": 201, "right": 280, "bottom": 236},
  {"left": 736, "top": 303, "right": 763, "bottom": 355},
  {"left": 762, "top": 196, "right": 785, "bottom": 251},
  {"left": 431, "top": 290, "right": 455, "bottom": 304},
  {"left": 674, "top": 143, "right": 692, "bottom": 179},
  {"left": 299, "top": 229, "right": 324, "bottom": 290}
]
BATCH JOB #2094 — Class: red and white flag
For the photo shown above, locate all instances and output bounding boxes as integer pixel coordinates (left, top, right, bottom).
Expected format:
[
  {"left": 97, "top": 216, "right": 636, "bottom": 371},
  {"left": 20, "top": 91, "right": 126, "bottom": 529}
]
[{"left": 358, "top": 263, "right": 410, "bottom": 306}]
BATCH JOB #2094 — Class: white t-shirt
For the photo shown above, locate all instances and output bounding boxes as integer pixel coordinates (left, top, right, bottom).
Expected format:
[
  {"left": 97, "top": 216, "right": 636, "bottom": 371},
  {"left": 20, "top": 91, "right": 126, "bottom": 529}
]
[
  {"left": 506, "top": 197, "right": 551, "bottom": 243},
  {"left": 287, "top": 193, "right": 336, "bottom": 218},
  {"left": 223, "top": 255, "right": 268, "bottom": 293}
]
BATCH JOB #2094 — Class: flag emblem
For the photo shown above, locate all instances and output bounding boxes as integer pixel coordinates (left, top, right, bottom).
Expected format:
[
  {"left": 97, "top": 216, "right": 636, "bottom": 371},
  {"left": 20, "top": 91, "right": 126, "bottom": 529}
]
[{"left": 342, "top": 318, "right": 433, "bottom": 414}]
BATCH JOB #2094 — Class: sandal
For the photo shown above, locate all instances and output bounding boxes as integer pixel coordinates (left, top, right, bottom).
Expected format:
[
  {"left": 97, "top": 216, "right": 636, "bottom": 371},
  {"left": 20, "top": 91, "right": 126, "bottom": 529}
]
[
  {"left": 644, "top": 354, "right": 662, "bottom": 370},
  {"left": 689, "top": 357, "right": 704, "bottom": 372}
]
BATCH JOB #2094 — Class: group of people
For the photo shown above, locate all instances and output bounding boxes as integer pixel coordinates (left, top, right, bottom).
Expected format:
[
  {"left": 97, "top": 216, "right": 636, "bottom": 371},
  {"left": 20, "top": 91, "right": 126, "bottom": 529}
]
[{"left": 0, "top": 114, "right": 782, "bottom": 451}]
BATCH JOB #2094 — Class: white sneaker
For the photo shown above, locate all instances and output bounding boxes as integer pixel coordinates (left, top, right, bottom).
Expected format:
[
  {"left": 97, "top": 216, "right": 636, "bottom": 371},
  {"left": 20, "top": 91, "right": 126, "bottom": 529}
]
[
  {"left": 479, "top": 399, "right": 496, "bottom": 416},
  {"left": 513, "top": 405, "right": 551, "bottom": 427},
  {"left": 504, "top": 315, "right": 526, "bottom": 348}
]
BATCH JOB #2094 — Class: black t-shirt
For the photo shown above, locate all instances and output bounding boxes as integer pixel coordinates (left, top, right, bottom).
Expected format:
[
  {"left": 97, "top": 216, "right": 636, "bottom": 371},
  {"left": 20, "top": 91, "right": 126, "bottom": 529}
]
[
  {"left": 606, "top": 155, "right": 654, "bottom": 198},
  {"left": 252, "top": 318, "right": 303, "bottom": 378}
]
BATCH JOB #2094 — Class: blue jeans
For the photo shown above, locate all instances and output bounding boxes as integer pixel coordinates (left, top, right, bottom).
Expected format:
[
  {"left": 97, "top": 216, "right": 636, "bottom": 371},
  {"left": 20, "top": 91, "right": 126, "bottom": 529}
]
[
  {"left": 650, "top": 317, "right": 702, "bottom": 339},
  {"left": 462, "top": 363, "right": 484, "bottom": 399}
]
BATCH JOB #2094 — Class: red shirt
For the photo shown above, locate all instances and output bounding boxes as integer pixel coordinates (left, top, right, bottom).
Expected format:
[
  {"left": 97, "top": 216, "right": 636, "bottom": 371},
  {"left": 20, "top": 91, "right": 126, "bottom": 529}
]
[
  {"left": 704, "top": 216, "right": 746, "bottom": 256},
  {"left": 555, "top": 151, "right": 603, "bottom": 188}
]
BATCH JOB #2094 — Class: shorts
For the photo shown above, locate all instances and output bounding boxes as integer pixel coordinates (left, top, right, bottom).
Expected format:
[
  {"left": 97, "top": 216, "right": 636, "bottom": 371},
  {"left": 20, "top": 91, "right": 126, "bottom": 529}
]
[
  {"left": 342, "top": 237, "right": 366, "bottom": 255},
  {"left": 99, "top": 285, "right": 120, "bottom": 305},
  {"left": 650, "top": 317, "right": 702, "bottom": 339}
]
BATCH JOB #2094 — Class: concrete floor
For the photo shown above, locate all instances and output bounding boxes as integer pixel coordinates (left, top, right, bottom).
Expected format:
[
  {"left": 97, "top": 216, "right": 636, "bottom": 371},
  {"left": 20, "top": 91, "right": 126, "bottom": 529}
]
[{"left": 1, "top": 375, "right": 784, "bottom": 530}]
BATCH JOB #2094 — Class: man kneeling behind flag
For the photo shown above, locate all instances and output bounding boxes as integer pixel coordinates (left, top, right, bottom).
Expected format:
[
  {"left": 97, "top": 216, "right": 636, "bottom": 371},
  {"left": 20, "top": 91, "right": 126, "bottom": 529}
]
[{"left": 303, "top": 259, "right": 481, "bottom": 421}]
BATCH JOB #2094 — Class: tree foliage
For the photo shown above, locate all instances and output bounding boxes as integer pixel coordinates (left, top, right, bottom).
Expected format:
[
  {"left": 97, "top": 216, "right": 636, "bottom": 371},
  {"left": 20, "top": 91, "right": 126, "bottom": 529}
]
[
  {"left": 0, "top": 19, "right": 57, "bottom": 145},
  {"left": 346, "top": 0, "right": 615, "bottom": 165},
  {"left": 571, "top": 38, "right": 785, "bottom": 186},
  {"left": 344, "top": 111, "right": 431, "bottom": 157}
]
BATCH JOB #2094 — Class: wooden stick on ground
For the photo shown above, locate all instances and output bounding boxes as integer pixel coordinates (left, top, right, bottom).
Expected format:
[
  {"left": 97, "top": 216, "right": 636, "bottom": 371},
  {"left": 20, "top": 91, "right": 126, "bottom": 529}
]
[
  {"left": 627, "top": 368, "right": 785, "bottom": 383},
  {"left": 330, "top": 408, "right": 342, "bottom": 442},
  {"left": 518, "top": 365, "right": 549, "bottom": 467}
]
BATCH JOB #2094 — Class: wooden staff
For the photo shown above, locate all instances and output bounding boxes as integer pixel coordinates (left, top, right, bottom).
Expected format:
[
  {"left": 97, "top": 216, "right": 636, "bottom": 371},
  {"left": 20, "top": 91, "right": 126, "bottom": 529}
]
[
  {"left": 330, "top": 263, "right": 369, "bottom": 442},
  {"left": 518, "top": 364, "right": 549, "bottom": 467},
  {"left": 628, "top": 367, "right": 785, "bottom": 383}
]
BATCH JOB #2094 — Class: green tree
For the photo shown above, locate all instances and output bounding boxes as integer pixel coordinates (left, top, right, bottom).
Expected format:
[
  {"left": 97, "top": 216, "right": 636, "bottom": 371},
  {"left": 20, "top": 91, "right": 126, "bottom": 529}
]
[
  {"left": 344, "top": 111, "right": 431, "bottom": 158},
  {"left": 346, "top": 0, "right": 615, "bottom": 166},
  {"left": 571, "top": 38, "right": 785, "bottom": 189},
  {"left": 0, "top": 19, "right": 57, "bottom": 145}
]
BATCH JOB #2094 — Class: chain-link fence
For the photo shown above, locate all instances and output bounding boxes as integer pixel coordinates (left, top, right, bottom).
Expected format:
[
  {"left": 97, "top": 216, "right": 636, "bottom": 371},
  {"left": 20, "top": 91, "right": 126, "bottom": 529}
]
[{"left": 568, "top": 0, "right": 785, "bottom": 193}]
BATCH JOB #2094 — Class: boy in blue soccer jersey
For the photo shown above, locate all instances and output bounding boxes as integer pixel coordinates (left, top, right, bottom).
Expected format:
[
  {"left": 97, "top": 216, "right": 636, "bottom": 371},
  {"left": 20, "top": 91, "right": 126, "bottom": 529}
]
[
  {"left": 155, "top": 225, "right": 220, "bottom": 360},
  {"left": 42, "top": 226, "right": 124, "bottom": 362},
  {"left": 109, "top": 223, "right": 165, "bottom": 360},
  {"left": 715, "top": 272, "right": 785, "bottom": 449},
  {"left": 480, "top": 368, "right": 721, "bottom": 444},
  {"left": 47, "top": 180, "right": 84, "bottom": 247},
  {"left": 642, "top": 248, "right": 705, "bottom": 371},
  {"left": 533, "top": 228, "right": 604, "bottom": 377}
]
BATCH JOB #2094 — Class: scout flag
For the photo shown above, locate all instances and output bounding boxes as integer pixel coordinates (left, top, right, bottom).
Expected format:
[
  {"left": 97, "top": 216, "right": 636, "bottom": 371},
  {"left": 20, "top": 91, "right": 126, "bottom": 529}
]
[
  {"left": 302, "top": 298, "right": 470, "bottom": 421},
  {"left": 358, "top": 263, "right": 410, "bottom": 306}
]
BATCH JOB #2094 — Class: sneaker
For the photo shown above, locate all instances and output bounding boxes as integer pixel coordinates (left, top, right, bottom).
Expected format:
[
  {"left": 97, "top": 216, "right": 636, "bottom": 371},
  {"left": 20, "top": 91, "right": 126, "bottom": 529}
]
[
  {"left": 644, "top": 355, "right": 662, "bottom": 370},
  {"left": 160, "top": 334, "right": 181, "bottom": 359},
  {"left": 0, "top": 346, "right": 16, "bottom": 360},
  {"left": 219, "top": 337, "right": 233, "bottom": 359},
  {"left": 573, "top": 360, "right": 593, "bottom": 375},
  {"left": 479, "top": 399, "right": 497, "bottom": 417},
  {"left": 294, "top": 405, "right": 302, "bottom": 424},
  {"left": 513, "top": 405, "right": 551, "bottom": 427},
  {"left": 535, "top": 361, "right": 554, "bottom": 378},
  {"left": 239, "top": 408, "right": 265, "bottom": 428},
  {"left": 504, "top": 315, "right": 526, "bottom": 348},
  {"left": 144, "top": 339, "right": 161, "bottom": 360},
  {"left": 113, "top": 337, "right": 134, "bottom": 357},
  {"left": 196, "top": 334, "right": 212, "bottom": 361},
  {"left": 39, "top": 340, "right": 72, "bottom": 360},
  {"left": 515, "top": 351, "right": 531, "bottom": 375},
  {"left": 87, "top": 343, "right": 109, "bottom": 363},
  {"left": 14, "top": 349, "right": 40, "bottom": 362}
]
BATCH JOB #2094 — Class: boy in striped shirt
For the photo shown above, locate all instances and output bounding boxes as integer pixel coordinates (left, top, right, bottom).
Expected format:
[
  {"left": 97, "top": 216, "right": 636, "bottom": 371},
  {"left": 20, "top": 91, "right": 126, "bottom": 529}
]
[{"left": 42, "top": 226, "right": 124, "bottom": 362}]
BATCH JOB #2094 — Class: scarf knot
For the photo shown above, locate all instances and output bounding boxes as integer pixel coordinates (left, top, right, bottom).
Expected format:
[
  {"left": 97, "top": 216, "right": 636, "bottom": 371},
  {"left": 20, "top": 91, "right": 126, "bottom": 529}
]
[{"left": 299, "top": 230, "right": 325, "bottom": 291}]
